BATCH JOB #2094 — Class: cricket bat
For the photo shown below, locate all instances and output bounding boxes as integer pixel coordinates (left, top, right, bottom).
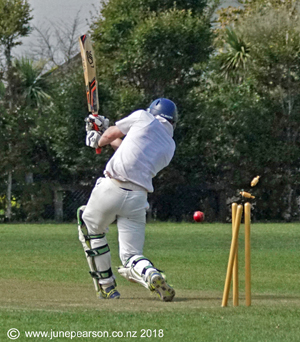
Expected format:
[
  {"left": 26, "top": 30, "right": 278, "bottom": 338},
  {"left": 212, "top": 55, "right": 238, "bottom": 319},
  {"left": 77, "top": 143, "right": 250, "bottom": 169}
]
[{"left": 78, "top": 34, "right": 101, "bottom": 154}]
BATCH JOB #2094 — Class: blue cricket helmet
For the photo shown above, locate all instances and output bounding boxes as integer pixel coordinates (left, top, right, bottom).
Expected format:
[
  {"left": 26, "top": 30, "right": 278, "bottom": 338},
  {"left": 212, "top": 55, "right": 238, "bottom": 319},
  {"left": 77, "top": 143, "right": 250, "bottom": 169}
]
[{"left": 147, "top": 98, "right": 178, "bottom": 124}]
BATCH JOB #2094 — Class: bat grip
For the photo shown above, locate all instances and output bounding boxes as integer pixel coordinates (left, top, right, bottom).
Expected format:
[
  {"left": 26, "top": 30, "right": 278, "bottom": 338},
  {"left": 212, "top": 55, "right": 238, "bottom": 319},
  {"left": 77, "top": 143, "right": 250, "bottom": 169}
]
[{"left": 93, "top": 121, "right": 102, "bottom": 154}]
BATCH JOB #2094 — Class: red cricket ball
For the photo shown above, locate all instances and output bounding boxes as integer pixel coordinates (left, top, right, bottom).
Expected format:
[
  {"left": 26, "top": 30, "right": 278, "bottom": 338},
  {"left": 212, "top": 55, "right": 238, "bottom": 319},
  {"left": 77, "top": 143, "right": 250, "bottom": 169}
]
[{"left": 193, "top": 211, "right": 204, "bottom": 222}]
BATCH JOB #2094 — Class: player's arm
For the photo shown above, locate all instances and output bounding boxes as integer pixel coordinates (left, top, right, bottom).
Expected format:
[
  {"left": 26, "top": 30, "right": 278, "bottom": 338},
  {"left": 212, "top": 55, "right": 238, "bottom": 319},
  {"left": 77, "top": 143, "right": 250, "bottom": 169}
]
[{"left": 98, "top": 126, "right": 124, "bottom": 150}]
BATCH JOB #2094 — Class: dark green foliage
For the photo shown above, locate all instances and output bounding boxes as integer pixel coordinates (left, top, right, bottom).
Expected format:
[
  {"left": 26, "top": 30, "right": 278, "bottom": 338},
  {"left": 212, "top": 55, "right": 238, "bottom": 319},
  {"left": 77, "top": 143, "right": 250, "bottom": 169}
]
[
  {"left": 218, "top": 28, "right": 251, "bottom": 81},
  {"left": 207, "top": 6, "right": 300, "bottom": 221},
  {"left": 89, "top": 0, "right": 215, "bottom": 221},
  {"left": 92, "top": 0, "right": 213, "bottom": 118},
  {"left": 0, "top": 0, "right": 32, "bottom": 49},
  {"left": 13, "top": 58, "right": 50, "bottom": 108},
  {"left": 2, "top": 0, "right": 300, "bottom": 222}
]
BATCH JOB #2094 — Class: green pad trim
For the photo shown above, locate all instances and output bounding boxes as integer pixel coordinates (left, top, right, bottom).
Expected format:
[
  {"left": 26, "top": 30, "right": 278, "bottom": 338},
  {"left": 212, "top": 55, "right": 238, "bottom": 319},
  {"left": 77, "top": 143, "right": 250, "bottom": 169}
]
[
  {"left": 90, "top": 267, "right": 113, "bottom": 280},
  {"left": 85, "top": 233, "right": 106, "bottom": 240},
  {"left": 86, "top": 244, "right": 110, "bottom": 257}
]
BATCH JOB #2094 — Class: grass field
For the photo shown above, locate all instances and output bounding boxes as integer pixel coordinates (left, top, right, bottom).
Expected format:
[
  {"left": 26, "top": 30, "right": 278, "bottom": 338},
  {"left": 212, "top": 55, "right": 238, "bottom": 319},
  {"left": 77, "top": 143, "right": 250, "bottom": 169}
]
[{"left": 0, "top": 221, "right": 300, "bottom": 341}]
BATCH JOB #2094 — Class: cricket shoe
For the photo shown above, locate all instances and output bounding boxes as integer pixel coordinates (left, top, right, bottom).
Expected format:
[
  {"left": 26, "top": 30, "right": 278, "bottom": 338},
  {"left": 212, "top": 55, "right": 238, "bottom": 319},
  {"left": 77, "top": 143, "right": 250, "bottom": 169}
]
[
  {"left": 147, "top": 271, "right": 175, "bottom": 302},
  {"left": 99, "top": 282, "right": 120, "bottom": 299}
]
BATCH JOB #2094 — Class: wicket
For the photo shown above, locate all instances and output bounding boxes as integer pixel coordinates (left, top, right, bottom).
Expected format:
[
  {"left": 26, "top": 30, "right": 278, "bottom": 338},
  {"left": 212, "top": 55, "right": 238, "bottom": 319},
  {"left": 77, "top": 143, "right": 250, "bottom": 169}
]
[{"left": 222, "top": 201, "right": 252, "bottom": 307}]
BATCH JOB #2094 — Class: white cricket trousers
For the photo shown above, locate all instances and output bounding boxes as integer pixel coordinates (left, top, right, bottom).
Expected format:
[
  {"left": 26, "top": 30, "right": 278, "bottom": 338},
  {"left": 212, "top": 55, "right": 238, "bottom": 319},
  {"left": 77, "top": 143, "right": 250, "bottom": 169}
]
[{"left": 82, "top": 177, "right": 149, "bottom": 284}]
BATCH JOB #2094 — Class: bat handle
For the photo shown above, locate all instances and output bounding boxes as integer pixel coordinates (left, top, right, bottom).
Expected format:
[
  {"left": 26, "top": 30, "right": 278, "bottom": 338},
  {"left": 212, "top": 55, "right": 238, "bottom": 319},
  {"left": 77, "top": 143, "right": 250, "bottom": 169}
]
[{"left": 92, "top": 121, "right": 102, "bottom": 154}]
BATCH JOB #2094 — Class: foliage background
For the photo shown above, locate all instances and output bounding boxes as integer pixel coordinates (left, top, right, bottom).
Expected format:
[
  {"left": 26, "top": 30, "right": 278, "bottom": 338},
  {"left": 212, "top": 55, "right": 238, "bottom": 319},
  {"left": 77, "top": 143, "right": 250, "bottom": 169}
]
[{"left": 1, "top": 0, "right": 300, "bottom": 222}]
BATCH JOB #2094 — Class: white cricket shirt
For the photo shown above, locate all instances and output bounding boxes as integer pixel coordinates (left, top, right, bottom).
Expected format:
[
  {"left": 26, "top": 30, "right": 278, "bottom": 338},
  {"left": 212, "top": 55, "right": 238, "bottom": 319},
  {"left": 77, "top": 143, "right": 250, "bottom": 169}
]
[{"left": 105, "top": 110, "right": 176, "bottom": 192}]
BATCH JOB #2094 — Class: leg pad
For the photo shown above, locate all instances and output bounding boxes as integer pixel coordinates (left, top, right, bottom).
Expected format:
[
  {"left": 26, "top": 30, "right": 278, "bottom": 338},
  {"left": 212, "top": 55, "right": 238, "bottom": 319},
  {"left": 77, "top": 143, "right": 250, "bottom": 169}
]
[{"left": 90, "top": 268, "right": 113, "bottom": 280}]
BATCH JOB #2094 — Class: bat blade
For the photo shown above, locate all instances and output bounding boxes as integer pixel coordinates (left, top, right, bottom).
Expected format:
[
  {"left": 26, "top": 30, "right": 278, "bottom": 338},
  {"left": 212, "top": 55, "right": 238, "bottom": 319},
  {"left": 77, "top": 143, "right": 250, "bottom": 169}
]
[{"left": 79, "top": 34, "right": 101, "bottom": 154}]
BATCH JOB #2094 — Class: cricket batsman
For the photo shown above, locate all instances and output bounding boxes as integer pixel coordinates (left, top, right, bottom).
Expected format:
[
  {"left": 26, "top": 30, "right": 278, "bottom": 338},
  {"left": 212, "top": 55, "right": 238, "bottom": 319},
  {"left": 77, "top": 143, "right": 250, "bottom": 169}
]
[{"left": 78, "top": 98, "right": 177, "bottom": 301}]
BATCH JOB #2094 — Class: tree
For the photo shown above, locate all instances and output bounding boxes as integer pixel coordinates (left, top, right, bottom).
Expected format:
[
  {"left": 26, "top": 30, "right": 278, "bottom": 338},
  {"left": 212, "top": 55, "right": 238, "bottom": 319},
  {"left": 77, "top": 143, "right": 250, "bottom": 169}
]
[
  {"left": 91, "top": 0, "right": 214, "bottom": 118},
  {"left": 0, "top": 0, "right": 33, "bottom": 220},
  {"left": 87, "top": 0, "right": 216, "bottom": 221},
  {"left": 201, "top": 1, "right": 300, "bottom": 220},
  {"left": 0, "top": 0, "right": 32, "bottom": 67},
  {"left": 0, "top": 57, "right": 52, "bottom": 221},
  {"left": 13, "top": 57, "right": 50, "bottom": 107},
  {"left": 218, "top": 27, "right": 251, "bottom": 82},
  {"left": 238, "top": 7, "right": 300, "bottom": 220}
]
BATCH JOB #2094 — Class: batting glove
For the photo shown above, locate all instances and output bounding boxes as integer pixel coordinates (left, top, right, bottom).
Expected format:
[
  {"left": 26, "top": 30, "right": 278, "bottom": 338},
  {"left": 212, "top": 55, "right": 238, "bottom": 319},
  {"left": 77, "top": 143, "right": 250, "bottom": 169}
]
[
  {"left": 86, "top": 130, "right": 102, "bottom": 149},
  {"left": 85, "top": 114, "right": 109, "bottom": 132}
]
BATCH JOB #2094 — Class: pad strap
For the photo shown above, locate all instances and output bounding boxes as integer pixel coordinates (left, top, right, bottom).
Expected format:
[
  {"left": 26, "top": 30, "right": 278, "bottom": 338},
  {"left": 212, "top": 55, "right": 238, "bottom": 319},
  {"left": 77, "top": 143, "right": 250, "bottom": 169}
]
[
  {"left": 125, "top": 256, "right": 153, "bottom": 268},
  {"left": 90, "top": 268, "right": 113, "bottom": 280},
  {"left": 84, "top": 233, "right": 106, "bottom": 241},
  {"left": 86, "top": 244, "right": 110, "bottom": 257},
  {"left": 142, "top": 265, "right": 155, "bottom": 276},
  {"left": 125, "top": 256, "right": 159, "bottom": 277},
  {"left": 132, "top": 257, "right": 152, "bottom": 267}
]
